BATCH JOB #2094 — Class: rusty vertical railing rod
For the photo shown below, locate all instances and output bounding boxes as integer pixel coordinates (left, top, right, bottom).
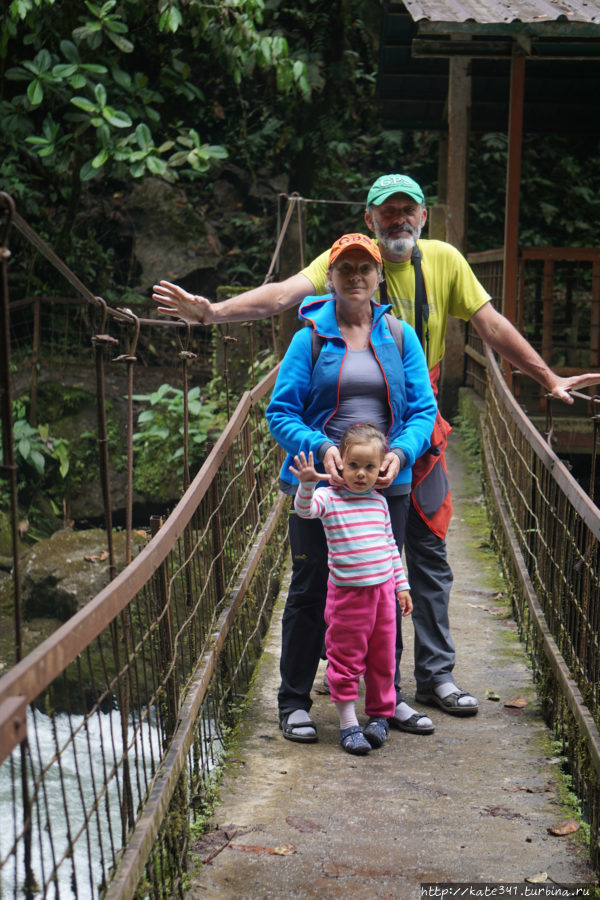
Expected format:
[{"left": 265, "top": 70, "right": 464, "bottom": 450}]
[
  {"left": 114, "top": 308, "right": 140, "bottom": 565},
  {"left": 0, "top": 194, "right": 22, "bottom": 663}
]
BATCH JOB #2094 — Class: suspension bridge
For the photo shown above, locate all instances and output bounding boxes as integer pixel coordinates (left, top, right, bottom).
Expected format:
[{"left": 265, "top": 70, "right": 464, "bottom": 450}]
[{"left": 0, "top": 191, "right": 599, "bottom": 897}]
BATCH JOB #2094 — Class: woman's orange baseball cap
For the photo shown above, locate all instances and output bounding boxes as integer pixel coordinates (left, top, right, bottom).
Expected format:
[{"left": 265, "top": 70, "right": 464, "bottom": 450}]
[{"left": 328, "top": 233, "right": 382, "bottom": 269}]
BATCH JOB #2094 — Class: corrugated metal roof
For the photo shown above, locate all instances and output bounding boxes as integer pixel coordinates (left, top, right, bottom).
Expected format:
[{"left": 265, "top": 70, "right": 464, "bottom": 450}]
[
  {"left": 379, "top": 3, "right": 600, "bottom": 133},
  {"left": 402, "top": 0, "right": 600, "bottom": 26}
]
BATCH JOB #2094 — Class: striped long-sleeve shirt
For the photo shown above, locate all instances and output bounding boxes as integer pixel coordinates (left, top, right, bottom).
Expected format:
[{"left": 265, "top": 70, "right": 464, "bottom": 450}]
[{"left": 294, "top": 482, "right": 409, "bottom": 591}]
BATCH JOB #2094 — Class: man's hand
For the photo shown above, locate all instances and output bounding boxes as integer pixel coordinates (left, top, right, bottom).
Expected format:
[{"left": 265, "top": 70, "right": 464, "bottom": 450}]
[
  {"left": 471, "top": 303, "right": 600, "bottom": 406},
  {"left": 152, "top": 281, "right": 214, "bottom": 325},
  {"left": 547, "top": 373, "right": 600, "bottom": 405}
]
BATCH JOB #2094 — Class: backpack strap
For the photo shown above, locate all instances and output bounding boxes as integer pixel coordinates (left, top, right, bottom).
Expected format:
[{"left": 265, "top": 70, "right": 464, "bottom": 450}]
[
  {"left": 310, "top": 328, "right": 325, "bottom": 368},
  {"left": 383, "top": 313, "right": 404, "bottom": 357},
  {"left": 411, "top": 244, "right": 430, "bottom": 361},
  {"left": 379, "top": 244, "right": 429, "bottom": 363}
]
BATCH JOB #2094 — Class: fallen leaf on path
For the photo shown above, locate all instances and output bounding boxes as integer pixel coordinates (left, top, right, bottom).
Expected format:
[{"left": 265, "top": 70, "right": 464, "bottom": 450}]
[
  {"left": 525, "top": 872, "right": 548, "bottom": 883},
  {"left": 504, "top": 697, "right": 528, "bottom": 708},
  {"left": 547, "top": 819, "right": 579, "bottom": 836},
  {"left": 229, "top": 843, "right": 296, "bottom": 856}
]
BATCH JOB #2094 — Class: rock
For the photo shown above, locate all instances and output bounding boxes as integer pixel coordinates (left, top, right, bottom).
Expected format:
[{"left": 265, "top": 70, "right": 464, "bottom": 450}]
[
  {"left": 123, "top": 178, "right": 222, "bottom": 289},
  {"left": 21, "top": 528, "right": 146, "bottom": 621}
]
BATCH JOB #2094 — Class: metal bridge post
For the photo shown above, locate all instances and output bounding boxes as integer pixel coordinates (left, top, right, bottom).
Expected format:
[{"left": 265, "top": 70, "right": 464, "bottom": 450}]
[{"left": 92, "top": 305, "right": 118, "bottom": 582}]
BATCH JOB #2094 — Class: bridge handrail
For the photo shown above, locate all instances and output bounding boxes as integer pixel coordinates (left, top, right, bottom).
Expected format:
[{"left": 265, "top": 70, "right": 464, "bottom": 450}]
[
  {"left": 0, "top": 364, "right": 280, "bottom": 764},
  {"left": 481, "top": 343, "right": 600, "bottom": 871},
  {"left": 485, "top": 347, "right": 600, "bottom": 539}
]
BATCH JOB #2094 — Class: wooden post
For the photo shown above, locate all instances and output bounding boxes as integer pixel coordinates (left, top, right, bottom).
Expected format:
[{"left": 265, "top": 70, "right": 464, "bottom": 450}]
[
  {"left": 540, "top": 257, "right": 555, "bottom": 411},
  {"left": 441, "top": 44, "right": 471, "bottom": 416},
  {"left": 446, "top": 44, "right": 471, "bottom": 254},
  {"left": 502, "top": 50, "right": 525, "bottom": 389}
]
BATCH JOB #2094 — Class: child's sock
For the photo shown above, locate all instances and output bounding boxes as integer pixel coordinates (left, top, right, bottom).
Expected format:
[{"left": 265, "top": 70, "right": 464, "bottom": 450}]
[{"left": 336, "top": 700, "right": 359, "bottom": 730}]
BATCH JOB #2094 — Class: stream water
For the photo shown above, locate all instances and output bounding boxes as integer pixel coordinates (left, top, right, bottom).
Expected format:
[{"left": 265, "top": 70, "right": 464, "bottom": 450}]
[{"left": 0, "top": 707, "right": 161, "bottom": 899}]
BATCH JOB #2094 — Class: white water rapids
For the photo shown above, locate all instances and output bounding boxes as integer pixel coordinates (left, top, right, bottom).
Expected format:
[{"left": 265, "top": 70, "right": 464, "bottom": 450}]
[{"left": 0, "top": 707, "right": 161, "bottom": 899}]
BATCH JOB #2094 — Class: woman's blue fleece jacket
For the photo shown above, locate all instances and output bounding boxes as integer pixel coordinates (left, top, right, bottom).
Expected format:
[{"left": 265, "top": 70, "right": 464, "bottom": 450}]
[{"left": 266, "top": 294, "right": 438, "bottom": 493}]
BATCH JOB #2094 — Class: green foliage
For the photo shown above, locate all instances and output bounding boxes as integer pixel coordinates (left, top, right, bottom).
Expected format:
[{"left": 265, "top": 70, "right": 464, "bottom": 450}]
[
  {"left": 131, "top": 383, "right": 223, "bottom": 492},
  {"left": 5, "top": 0, "right": 600, "bottom": 305},
  {"left": 468, "top": 132, "right": 600, "bottom": 251},
  {"left": 3, "top": 0, "right": 370, "bottom": 292},
  {"left": 1, "top": 0, "right": 315, "bottom": 199},
  {"left": 0, "top": 396, "right": 72, "bottom": 539},
  {"left": 451, "top": 411, "right": 482, "bottom": 465},
  {"left": 3, "top": 4, "right": 225, "bottom": 191},
  {"left": 5, "top": 398, "right": 71, "bottom": 480}
]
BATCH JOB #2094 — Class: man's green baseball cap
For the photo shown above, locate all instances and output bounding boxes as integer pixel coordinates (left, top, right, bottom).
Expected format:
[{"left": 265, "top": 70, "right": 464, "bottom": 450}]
[{"left": 366, "top": 174, "right": 425, "bottom": 208}]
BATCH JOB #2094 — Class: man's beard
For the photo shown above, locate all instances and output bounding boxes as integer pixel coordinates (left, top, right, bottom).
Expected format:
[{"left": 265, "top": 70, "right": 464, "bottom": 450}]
[{"left": 372, "top": 219, "right": 422, "bottom": 257}]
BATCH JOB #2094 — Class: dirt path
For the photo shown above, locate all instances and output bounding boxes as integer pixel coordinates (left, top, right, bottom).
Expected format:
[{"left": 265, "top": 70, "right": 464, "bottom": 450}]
[{"left": 186, "top": 433, "right": 596, "bottom": 899}]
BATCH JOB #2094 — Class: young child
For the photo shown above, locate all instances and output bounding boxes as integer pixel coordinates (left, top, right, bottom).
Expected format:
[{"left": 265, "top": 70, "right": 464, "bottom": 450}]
[{"left": 289, "top": 423, "right": 412, "bottom": 756}]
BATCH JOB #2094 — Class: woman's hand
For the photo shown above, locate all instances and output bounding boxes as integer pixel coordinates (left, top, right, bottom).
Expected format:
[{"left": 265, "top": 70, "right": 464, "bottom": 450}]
[
  {"left": 152, "top": 281, "right": 215, "bottom": 325},
  {"left": 323, "top": 446, "right": 345, "bottom": 486},
  {"left": 375, "top": 451, "right": 401, "bottom": 489}
]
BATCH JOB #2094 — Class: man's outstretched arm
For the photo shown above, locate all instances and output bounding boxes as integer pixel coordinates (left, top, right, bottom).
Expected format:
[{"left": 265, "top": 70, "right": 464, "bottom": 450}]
[
  {"left": 470, "top": 301, "right": 600, "bottom": 405},
  {"left": 152, "top": 272, "right": 316, "bottom": 325}
]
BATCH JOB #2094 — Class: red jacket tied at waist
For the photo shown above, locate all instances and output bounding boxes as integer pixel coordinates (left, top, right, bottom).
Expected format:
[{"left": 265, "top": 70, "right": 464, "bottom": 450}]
[{"left": 411, "top": 364, "right": 453, "bottom": 539}]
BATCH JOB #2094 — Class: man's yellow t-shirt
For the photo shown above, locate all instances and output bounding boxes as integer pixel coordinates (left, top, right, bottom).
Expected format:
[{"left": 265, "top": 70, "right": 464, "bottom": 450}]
[{"left": 301, "top": 238, "right": 490, "bottom": 369}]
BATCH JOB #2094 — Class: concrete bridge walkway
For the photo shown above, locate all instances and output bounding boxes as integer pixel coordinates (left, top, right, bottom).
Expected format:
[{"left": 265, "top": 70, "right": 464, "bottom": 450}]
[{"left": 186, "top": 433, "right": 596, "bottom": 899}]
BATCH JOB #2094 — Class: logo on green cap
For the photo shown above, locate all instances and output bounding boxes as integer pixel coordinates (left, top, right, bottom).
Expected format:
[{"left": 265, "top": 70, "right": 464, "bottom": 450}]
[{"left": 366, "top": 174, "right": 425, "bottom": 207}]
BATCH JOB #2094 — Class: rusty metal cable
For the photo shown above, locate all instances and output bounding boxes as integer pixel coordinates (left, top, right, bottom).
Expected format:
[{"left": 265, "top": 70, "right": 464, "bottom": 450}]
[{"left": 0, "top": 194, "right": 23, "bottom": 665}]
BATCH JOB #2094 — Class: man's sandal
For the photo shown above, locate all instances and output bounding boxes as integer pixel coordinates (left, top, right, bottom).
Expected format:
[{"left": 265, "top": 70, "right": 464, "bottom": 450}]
[
  {"left": 388, "top": 711, "right": 435, "bottom": 734},
  {"left": 363, "top": 717, "right": 390, "bottom": 748},
  {"left": 415, "top": 688, "right": 479, "bottom": 717},
  {"left": 339, "top": 725, "right": 371, "bottom": 755},
  {"left": 279, "top": 712, "right": 318, "bottom": 743}
]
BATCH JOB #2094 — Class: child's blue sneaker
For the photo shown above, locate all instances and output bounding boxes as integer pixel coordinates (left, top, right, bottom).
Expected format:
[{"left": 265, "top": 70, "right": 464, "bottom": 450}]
[
  {"left": 340, "top": 725, "right": 371, "bottom": 755},
  {"left": 363, "top": 717, "right": 389, "bottom": 749}
]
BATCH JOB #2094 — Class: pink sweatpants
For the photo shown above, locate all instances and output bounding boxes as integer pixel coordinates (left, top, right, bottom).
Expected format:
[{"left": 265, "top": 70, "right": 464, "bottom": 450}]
[{"left": 324, "top": 576, "right": 397, "bottom": 718}]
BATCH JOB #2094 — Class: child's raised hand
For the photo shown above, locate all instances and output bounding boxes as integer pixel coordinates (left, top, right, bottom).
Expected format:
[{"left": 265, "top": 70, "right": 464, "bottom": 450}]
[
  {"left": 289, "top": 451, "right": 329, "bottom": 483},
  {"left": 397, "top": 589, "right": 413, "bottom": 617}
]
